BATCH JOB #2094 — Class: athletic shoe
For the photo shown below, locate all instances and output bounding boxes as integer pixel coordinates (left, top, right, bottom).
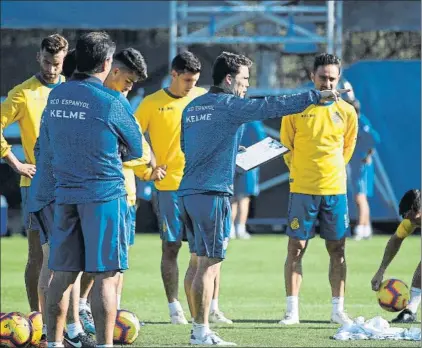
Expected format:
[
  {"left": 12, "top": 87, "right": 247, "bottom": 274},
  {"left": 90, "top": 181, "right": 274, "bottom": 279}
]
[
  {"left": 209, "top": 310, "right": 233, "bottom": 324},
  {"left": 331, "top": 311, "right": 353, "bottom": 325},
  {"left": 190, "top": 330, "right": 236, "bottom": 346},
  {"left": 236, "top": 231, "right": 251, "bottom": 240},
  {"left": 278, "top": 312, "right": 299, "bottom": 325},
  {"left": 79, "top": 309, "right": 96, "bottom": 335},
  {"left": 39, "top": 334, "right": 48, "bottom": 348},
  {"left": 392, "top": 309, "right": 417, "bottom": 323},
  {"left": 170, "top": 310, "right": 189, "bottom": 324},
  {"left": 64, "top": 332, "right": 96, "bottom": 347}
]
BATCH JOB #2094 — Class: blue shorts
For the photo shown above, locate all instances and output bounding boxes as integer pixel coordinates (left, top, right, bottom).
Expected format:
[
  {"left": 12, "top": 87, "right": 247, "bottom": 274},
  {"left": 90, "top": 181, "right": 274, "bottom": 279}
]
[
  {"left": 286, "top": 193, "right": 350, "bottom": 241},
  {"left": 49, "top": 196, "right": 129, "bottom": 272},
  {"left": 356, "top": 162, "right": 375, "bottom": 197},
  {"left": 234, "top": 168, "right": 260, "bottom": 198},
  {"left": 21, "top": 187, "right": 40, "bottom": 231},
  {"left": 152, "top": 190, "right": 184, "bottom": 243},
  {"left": 33, "top": 203, "right": 55, "bottom": 245},
  {"left": 127, "top": 205, "right": 137, "bottom": 246},
  {"left": 179, "top": 193, "right": 231, "bottom": 259}
]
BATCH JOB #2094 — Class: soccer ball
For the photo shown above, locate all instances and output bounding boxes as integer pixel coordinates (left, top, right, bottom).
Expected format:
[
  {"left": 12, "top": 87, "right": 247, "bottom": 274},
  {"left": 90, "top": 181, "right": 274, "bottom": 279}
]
[
  {"left": 113, "top": 309, "right": 141, "bottom": 344},
  {"left": 0, "top": 312, "right": 32, "bottom": 347},
  {"left": 377, "top": 278, "right": 410, "bottom": 312},
  {"left": 27, "top": 311, "right": 43, "bottom": 345}
]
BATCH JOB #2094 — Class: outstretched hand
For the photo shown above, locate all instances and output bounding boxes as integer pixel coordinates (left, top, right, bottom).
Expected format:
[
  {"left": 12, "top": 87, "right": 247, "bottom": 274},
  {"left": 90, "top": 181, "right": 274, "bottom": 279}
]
[{"left": 320, "top": 88, "right": 350, "bottom": 102}]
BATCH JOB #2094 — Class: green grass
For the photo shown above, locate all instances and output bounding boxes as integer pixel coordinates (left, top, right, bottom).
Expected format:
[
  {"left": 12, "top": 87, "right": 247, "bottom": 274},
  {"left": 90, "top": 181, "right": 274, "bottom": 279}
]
[{"left": 1, "top": 234, "right": 420, "bottom": 347}]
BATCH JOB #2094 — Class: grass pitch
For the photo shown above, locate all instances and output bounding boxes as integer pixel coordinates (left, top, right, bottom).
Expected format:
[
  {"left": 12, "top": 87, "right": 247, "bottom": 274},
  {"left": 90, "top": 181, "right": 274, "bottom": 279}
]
[{"left": 1, "top": 233, "right": 420, "bottom": 347}]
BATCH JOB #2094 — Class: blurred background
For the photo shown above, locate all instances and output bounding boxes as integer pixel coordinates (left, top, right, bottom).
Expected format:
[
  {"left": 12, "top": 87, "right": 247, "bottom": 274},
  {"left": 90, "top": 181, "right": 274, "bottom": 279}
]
[{"left": 1, "top": 0, "right": 420, "bottom": 236}]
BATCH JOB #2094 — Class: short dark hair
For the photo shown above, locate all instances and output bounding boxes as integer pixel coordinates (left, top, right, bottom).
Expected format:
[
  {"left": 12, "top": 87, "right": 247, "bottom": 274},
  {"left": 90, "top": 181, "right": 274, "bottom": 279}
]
[
  {"left": 114, "top": 48, "right": 148, "bottom": 81},
  {"left": 41, "top": 34, "right": 68, "bottom": 55},
  {"left": 171, "top": 51, "right": 201, "bottom": 74},
  {"left": 399, "top": 189, "right": 421, "bottom": 218},
  {"left": 62, "top": 49, "right": 76, "bottom": 79},
  {"left": 212, "top": 51, "right": 252, "bottom": 86},
  {"left": 75, "top": 31, "right": 116, "bottom": 74},
  {"left": 313, "top": 53, "right": 341, "bottom": 72}
]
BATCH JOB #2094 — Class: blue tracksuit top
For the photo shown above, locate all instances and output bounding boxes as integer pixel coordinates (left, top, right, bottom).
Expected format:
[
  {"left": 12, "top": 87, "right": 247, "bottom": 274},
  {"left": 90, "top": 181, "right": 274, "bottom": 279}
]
[
  {"left": 42, "top": 74, "right": 143, "bottom": 204},
  {"left": 179, "top": 86, "right": 321, "bottom": 196}
]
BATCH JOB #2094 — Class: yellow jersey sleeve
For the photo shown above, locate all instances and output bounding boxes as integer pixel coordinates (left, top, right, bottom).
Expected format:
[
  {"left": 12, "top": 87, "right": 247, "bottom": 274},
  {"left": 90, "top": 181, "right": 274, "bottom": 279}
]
[
  {"left": 343, "top": 107, "right": 358, "bottom": 164},
  {"left": 395, "top": 219, "right": 418, "bottom": 239},
  {"left": 280, "top": 115, "right": 296, "bottom": 170},
  {"left": 1, "top": 86, "right": 26, "bottom": 158}
]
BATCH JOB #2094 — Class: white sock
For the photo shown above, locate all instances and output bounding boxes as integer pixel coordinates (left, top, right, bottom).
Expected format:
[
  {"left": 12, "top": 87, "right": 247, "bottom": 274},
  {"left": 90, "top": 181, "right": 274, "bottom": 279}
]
[
  {"left": 407, "top": 287, "right": 422, "bottom": 314},
  {"left": 210, "top": 299, "right": 219, "bottom": 312},
  {"left": 354, "top": 225, "right": 364, "bottom": 236},
  {"left": 117, "top": 294, "right": 121, "bottom": 310},
  {"left": 363, "top": 225, "right": 372, "bottom": 237},
  {"left": 236, "top": 223, "right": 246, "bottom": 235},
  {"left": 192, "top": 322, "right": 209, "bottom": 338},
  {"left": 48, "top": 343, "right": 64, "bottom": 347},
  {"left": 332, "top": 297, "right": 344, "bottom": 313},
  {"left": 42, "top": 324, "right": 47, "bottom": 335},
  {"left": 79, "top": 298, "right": 89, "bottom": 311},
  {"left": 168, "top": 300, "right": 182, "bottom": 315},
  {"left": 286, "top": 296, "right": 299, "bottom": 315},
  {"left": 67, "top": 322, "right": 83, "bottom": 339}
]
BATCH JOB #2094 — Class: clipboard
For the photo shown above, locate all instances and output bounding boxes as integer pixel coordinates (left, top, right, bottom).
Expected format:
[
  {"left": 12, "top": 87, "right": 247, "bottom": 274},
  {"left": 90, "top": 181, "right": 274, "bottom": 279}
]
[{"left": 235, "top": 137, "right": 290, "bottom": 173}]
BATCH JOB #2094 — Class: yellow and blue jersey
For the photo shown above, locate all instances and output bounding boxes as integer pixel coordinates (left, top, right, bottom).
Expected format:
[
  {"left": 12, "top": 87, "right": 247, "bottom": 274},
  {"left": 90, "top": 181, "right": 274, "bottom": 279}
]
[
  {"left": 281, "top": 99, "right": 358, "bottom": 195},
  {"left": 135, "top": 86, "right": 207, "bottom": 191},
  {"left": 0, "top": 74, "right": 64, "bottom": 187}
]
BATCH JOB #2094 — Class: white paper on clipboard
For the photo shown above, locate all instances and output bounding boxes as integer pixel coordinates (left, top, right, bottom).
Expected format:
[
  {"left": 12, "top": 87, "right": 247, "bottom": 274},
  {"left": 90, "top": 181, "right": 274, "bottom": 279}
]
[{"left": 235, "top": 137, "right": 290, "bottom": 173}]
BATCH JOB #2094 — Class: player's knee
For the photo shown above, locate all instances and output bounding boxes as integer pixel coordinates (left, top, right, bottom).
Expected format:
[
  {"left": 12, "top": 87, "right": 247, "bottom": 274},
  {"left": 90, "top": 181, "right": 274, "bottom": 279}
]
[
  {"left": 287, "top": 239, "right": 307, "bottom": 259},
  {"left": 162, "top": 241, "right": 182, "bottom": 258},
  {"left": 326, "top": 240, "right": 345, "bottom": 259}
]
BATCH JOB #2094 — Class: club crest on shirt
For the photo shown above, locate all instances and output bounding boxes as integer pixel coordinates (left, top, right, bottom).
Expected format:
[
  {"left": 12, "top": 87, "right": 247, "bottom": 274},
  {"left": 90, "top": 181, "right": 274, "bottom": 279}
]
[
  {"left": 331, "top": 111, "right": 343, "bottom": 124},
  {"left": 290, "top": 218, "right": 300, "bottom": 230},
  {"left": 162, "top": 222, "right": 167, "bottom": 233}
]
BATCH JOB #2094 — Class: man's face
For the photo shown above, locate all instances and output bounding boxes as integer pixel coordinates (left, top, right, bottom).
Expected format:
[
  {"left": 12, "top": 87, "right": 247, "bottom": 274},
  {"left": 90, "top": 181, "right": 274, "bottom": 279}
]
[
  {"left": 311, "top": 64, "right": 340, "bottom": 91},
  {"left": 171, "top": 71, "right": 200, "bottom": 97},
  {"left": 105, "top": 67, "right": 139, "bottom": 95},
  {"left": 229, "top": 65, "right": 249, "bottom": 98},
  {"left": 38, "top": 49, "right": 67, "bottom": 83}
]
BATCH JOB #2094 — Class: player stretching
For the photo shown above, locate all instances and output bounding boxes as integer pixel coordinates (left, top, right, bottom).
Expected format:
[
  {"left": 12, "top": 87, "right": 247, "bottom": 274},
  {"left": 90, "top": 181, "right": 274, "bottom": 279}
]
[
  {"left": 372, "top": 189, "right": 421, "bottom": 323},
  {"left": 42, "top": 32, "right": 143, "bottom": 347},
  {"left": 135, "top": 52, "right": 232, "bottom": 325},
  {"left": 179, "top": 51, "right": 343, "bottom": 345},
  {"left": 1, "top": 34, "right": 68, "bottom": 313},
  {"left": 279, "top": 53, "right": 358, "bottom": 326}
]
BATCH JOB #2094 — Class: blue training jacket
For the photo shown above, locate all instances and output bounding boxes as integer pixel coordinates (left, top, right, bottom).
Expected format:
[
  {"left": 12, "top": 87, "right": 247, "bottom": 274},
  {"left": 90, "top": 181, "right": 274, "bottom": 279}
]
[
  {"left": 42, "top": 74, "right": 143, "bottom": 204},
  {"left": 179, "top": 86, "right": 321, "bottom": 196}
]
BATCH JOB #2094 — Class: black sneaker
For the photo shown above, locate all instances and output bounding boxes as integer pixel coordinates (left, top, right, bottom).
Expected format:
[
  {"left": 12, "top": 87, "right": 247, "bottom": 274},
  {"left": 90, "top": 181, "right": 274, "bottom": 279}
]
[
  {"left": 391, "top": 309, "right": 417, "bottom": 323},
  {"left": 64, "top": 332, "right": 96, "bottom": 347}
]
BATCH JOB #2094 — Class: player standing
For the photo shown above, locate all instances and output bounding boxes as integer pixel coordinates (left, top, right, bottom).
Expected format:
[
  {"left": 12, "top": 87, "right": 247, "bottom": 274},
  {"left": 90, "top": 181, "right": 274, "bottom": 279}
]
[
  {"left": 371, "top": 189, "right": 421, "bottom": 323},
  {"left": 279, "top": 53, "right": 358, "bottom": 326},
  {"left": 43, "top": 32, "right": 143, "bottom": 347},
  {"left": 178, "top": 51, "right": 343, "bottom": 345},
  {"left": 135, "top": 51, "right": 232, "bottom": 325},
  {"left": 1, "top": 34, "right": 68, "bottom": 313}
]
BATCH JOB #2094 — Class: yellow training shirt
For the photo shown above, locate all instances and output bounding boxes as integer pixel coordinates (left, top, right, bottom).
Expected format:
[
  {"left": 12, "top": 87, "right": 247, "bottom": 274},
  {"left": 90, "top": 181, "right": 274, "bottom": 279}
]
[
  {"left": 123, "top": 124, "right": 153, "bottom": 206},
  {"left": 135, "top": 86, "right": 207, "bottom": 191},
  {"left": 1, "top": 74, "right": 64, "bottom": 187},
  {"left": 396, "top": 219, "right": 420, "bottom": 239},
  {"left": 280, "top": 99, "right": 358, "bottom": 195}
]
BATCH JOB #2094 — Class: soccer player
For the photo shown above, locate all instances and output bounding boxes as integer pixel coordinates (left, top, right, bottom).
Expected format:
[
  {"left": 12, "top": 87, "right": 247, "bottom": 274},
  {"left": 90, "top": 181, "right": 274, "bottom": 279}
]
[
  {"left": 178, "top": 51, "right": 343, "bottom": 345},
  {"left": 135, "top": 51, "right": 232, "bottom": 325},
  {"left": 231, "top": 121, "right": 266, "bottom": 239},
  {"left": 346, "top": 99, "right": 381, "bottom": 240},
  {"left": 371, "top": 189, "right": 421, "bottom": 323},
  {"left": 42, "top": 32, "right": 143, "bottom": 347},
  {"left": 0, "top": 34, "right": 68, "bottom": 312},
  {"left": 279, "top": 53, "right": 358, "bottom": 326}
]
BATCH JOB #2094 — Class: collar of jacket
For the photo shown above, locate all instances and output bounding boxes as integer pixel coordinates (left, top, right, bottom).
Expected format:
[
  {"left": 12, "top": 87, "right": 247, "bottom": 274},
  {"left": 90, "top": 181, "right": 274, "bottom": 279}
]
[
  {"left": 208, "top": 85, "right": 233, "bottom": 95},
  {"left": 70, "top": 73, "right": 102, "bottom": 85}
]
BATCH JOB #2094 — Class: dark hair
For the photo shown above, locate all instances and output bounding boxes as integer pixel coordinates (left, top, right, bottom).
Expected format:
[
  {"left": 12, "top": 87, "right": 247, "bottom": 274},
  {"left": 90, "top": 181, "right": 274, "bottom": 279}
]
[
  {"left": 313, "top": 53, "right": 341, "bottom": 72},
  {"left": 171, "top": 51, "right": 201, "bottom": 74},
  {"left": 212, "top": 51, "right": 252, "bottom": 86},
  {"left": 114, "top": 48, "right": 148, "bottom": 81},
  {"left": 41, "top": 34, "right": 68, "bottom": 55},
  {"left": 75, "top": 31, "right": 116, "bottom": 74},
  {"left": 62, "top": 49, "right": 76, "bottom": 79},
  {"left": 399, "top": 189, "right": 421, "bottom": 218}
]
